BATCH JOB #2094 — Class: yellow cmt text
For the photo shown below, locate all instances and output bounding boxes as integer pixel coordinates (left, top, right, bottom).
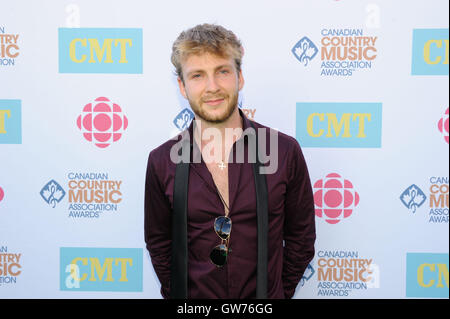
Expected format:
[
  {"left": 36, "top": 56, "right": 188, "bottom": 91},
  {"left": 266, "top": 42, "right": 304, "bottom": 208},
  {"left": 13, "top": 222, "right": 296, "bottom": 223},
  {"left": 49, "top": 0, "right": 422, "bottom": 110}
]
[
  {"left": 307, "top": 113, "right": 372, "bottom": 138},
  {"left": 70, "top": 257, "right": 133, "bottom": 282},
  {"left": 0, "top": 110, "right": 11, "bottom": 134},
  {"left": 417, "top": 263, "right": 449, "bottom": 288},
  {"left": 69, "top": 38, "right": 132, "bottom": 63},
  {"left": 424, "top": 39, "right": 449, "bottom": 65}
]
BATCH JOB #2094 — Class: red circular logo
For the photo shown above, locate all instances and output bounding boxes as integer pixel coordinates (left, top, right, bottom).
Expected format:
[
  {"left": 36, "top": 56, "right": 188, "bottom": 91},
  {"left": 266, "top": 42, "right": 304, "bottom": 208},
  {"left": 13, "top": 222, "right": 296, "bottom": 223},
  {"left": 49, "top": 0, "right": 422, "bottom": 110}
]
[
  {"left": 0, "top": 186, "right": 4, "bottom": 202},
  {"left": 313, "top": 173, "right": 360, "bottom": 224},
  {"left": 77, "top": 97, "right": 128, "bottom": 148},
  {"left": 438, "top": 107, "right": 449, "bottom": 144}
]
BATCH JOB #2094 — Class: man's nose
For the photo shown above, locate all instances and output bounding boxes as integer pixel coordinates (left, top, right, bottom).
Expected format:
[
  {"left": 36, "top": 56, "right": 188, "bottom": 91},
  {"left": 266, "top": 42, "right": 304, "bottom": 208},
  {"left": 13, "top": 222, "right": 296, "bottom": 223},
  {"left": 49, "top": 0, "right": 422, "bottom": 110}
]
[{"left": 205, "top": 75, "right": 220, "bottom": 93}]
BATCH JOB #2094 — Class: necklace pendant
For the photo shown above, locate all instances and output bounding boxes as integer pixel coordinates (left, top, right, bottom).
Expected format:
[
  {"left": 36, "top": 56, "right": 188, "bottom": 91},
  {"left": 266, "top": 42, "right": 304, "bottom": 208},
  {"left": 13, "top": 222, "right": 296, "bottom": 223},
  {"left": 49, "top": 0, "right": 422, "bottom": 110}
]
[{"left": 218, "top": 161, "right": 226, "bottom": 170}]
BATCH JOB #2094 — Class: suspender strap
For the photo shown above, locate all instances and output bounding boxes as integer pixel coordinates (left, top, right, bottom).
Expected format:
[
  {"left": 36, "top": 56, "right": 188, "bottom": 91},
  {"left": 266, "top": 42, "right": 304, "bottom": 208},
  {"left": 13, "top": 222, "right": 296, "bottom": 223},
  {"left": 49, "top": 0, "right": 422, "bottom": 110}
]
[
  {"left": 249, "top": 121, "right": 269, "bottom": 299},
  {"left": 171, "top": 121, "right": 269, "bottom": 299},
  {"left": 170, "top": 140, "right": 190, "bottom": 299}
]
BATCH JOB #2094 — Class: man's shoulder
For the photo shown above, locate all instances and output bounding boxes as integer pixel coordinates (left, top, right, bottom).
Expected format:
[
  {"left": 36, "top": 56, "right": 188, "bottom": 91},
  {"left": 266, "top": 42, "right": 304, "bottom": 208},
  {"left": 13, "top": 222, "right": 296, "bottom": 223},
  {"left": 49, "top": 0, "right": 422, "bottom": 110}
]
[
  {"left": 250, "top": 119, "right": 301, "bottom": 151},
  {"left": 147, "top": 131, "right": 185, "bottom": 166}
]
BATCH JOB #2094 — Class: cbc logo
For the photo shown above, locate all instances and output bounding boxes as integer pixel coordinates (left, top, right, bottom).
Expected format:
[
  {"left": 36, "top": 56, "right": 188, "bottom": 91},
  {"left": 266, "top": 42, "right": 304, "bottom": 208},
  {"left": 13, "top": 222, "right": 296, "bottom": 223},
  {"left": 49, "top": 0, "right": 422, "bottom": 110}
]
[
  {"left": 77, "top": 97, "right": 128, "bottom": 148},
  {"left": 313, "top": 173, "right": 360, "bottom": 224},
  {"left": 437, "top": 107, "right": 449, "bottom": 144}
]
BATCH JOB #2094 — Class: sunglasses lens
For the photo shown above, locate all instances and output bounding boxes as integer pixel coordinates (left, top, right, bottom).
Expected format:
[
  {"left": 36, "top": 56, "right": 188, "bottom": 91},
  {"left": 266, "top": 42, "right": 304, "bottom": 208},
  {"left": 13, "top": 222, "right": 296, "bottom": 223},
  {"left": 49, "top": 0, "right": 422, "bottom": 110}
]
[
  {"left": 211, "top": 217, "right": 232, "bottom": 267},
  {"left": 210, "top": 244, "right": 228, "bottom": 267},
  {"left": 214, "top": 216, "right": 232, "bottom": 240}
]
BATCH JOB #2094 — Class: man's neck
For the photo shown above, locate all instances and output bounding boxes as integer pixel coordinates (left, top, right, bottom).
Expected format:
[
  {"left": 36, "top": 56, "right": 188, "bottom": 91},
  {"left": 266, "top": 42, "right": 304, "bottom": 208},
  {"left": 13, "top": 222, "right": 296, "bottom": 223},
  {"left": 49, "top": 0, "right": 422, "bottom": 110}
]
[{"left": 193, "top": 107, "right": 244, "bottom": 164}]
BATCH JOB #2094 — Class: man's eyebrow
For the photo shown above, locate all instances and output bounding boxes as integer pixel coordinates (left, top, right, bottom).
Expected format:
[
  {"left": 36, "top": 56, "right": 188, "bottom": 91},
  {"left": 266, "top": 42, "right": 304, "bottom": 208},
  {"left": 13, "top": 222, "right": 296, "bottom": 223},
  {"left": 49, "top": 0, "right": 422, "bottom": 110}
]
[
  {"left": 186, "top": 69, "right": 203, "bottom": 77},
  {"left": 186, "top": 64, "right": 233, "bottom": 77},
  {"left": 214, "top": 64, "right": 233, "bottom": 70}
]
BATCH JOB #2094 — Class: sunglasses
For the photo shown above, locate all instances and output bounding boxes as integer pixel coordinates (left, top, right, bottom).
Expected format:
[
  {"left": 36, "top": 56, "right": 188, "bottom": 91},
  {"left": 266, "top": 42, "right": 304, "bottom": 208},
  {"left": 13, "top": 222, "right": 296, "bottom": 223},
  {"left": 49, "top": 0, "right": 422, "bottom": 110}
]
[{"left": 210, "top": 216, "right": 232, "bottom": 267}]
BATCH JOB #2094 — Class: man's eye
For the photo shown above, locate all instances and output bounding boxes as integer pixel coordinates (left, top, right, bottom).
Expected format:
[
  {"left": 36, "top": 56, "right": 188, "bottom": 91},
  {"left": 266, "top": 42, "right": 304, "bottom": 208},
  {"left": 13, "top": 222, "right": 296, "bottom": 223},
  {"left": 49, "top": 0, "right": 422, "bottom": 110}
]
[
  {"left": 220, "top": 70, "right": 229, "bottom": 74},
  {"left": 192, "top": 74, "right": 201, "bottom": 79}
]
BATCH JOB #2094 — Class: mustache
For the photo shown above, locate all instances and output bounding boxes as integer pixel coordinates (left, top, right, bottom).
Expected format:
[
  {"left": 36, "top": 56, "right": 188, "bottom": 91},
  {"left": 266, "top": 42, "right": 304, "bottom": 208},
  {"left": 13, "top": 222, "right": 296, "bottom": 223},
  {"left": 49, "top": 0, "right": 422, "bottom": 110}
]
[{"left": 201, "top": 95, "right": 227, "bottom": 102}]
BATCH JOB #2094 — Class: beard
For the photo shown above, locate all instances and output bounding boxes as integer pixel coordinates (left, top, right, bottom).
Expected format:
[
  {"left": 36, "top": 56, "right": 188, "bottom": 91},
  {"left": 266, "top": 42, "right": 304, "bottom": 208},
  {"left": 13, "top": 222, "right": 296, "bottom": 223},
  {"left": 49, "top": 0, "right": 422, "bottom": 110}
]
[{"left": 187, "top": 90, "right": 239, "bottom": 124}]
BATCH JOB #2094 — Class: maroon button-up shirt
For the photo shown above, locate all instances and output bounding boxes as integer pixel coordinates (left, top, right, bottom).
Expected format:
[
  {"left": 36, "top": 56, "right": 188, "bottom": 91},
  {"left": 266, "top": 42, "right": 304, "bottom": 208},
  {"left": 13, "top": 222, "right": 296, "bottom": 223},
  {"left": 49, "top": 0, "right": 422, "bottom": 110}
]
[{"left": 144, "top": 108, "right": 316, "bottom": 299}]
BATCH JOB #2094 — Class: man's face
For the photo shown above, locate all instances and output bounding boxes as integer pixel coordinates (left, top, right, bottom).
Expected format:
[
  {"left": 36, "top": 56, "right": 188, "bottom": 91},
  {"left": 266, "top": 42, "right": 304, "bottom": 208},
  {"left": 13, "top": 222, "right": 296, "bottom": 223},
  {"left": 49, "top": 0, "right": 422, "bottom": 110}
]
[{"left": 178, "top": 52, "right": 244, "bottom": 124}]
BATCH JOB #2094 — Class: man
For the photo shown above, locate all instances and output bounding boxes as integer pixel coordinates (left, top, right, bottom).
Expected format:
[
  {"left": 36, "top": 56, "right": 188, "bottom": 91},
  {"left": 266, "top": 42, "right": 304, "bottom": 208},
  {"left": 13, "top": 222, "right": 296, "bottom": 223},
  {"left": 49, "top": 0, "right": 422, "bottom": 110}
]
[{"left": 145, "top": 23, "right": 315, "bottom": 299}]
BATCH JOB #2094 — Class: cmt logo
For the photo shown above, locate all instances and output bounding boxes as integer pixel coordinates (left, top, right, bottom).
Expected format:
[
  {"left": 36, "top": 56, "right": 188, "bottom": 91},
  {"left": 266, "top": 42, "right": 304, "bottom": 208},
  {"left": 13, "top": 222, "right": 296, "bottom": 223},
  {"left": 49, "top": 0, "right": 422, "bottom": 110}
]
[
  {"left": 406, "top": 253, "right": 449, "bottom": 298},
  {"left": 412, "top": 29, "right": 449, "bottom": 75},
  {"left": 58, "top": 28, "right": 143, "bottom": 73},
  {"left": 0, "top": 99, "right": 21, "bottom": 144},
  {"left": 438, "top": 107, "right": 449, "bottom": 144},
  {"left": 60, "top": 247, "right": 143, "bottom": 292},
  {"left": 296, "top": 102, "right": 382, "bottom": 148}
]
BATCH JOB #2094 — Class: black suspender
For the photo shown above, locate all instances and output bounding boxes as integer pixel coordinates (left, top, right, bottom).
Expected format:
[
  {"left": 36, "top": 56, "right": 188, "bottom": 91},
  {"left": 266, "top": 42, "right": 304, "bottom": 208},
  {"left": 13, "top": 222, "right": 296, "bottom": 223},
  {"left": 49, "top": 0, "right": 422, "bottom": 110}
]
[
  {"left": 251, "top": 121, "right": 269, "bottom": 299},
  {"left": 170, "top": 137, "right": 190, "bottom": 299},
  {"left": 170, "top": 121, "right": 268, "bottom": 299},
  {"left": 170, "top": 155, "right": 189, "bottom": 298}
]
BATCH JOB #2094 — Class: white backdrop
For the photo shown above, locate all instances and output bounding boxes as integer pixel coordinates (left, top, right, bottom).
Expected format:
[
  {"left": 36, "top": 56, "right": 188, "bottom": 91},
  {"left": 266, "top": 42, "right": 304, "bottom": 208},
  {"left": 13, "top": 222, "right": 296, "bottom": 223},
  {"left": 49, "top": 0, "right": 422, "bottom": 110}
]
[{"left": 0, "top": 0, "right": 448, "bottom": 299}]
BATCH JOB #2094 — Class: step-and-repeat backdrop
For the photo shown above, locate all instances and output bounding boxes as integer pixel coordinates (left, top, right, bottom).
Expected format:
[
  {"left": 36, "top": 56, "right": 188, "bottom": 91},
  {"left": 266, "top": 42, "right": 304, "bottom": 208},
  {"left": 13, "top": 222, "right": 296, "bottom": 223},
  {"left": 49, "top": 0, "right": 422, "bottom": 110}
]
[{"left": 0, "top": 0, "right": 448, "bottom": 299}]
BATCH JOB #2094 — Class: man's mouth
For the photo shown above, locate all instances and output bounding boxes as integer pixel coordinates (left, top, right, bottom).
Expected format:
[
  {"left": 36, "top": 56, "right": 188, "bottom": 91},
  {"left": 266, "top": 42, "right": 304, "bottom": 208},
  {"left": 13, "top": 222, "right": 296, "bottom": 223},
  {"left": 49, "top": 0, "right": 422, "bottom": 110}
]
[{"left": 203, "top": 98, "right": 225, "bottom": 106}]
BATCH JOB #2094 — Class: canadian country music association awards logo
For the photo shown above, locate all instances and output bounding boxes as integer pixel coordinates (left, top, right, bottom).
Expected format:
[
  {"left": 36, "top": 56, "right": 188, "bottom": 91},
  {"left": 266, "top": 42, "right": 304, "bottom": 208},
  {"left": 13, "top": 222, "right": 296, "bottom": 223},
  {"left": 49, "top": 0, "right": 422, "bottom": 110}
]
[
  {"left": 438, "top": 107, "right": 449, "bottom": 144},
  {"left": 400, "top": 177, "right": 448, "bottom": 223},
  {"left": 400, "top": 185, "right": 427, "bottom": 214},
  {"left": 40, "top": 173, "right": 123, "bottom": 218},
  {"left": 40, "top": 180, "right": 66, "bottom": 208},
  {"left": 292, "top": 28, "right": 378, "bottom": 76},
  {"left": 313, "top": 173, "right": 360, "bottom": 224},
  {"left": 316, "top": 250, "right": 379, "bottom": 297},
  {"left": 77, "top": 97, "right": 128, "bottom": 148},
  {"left": 291, "top": 37, "right": 318, "bottom": 66},
  {"left": 0, "top": 246, "right": 22, "bottom": 286},
  {"left": 173, "top": 108, "right": 194, "bottom": 131},
  {"left": 299, "top": 263, "right": 315, "bottom": 287},
  {"left": 297, "top": 252, "right": 380, "bottom": 297},
  {"left": 0, "top": 26, "right": 20, "bottom": 67}
]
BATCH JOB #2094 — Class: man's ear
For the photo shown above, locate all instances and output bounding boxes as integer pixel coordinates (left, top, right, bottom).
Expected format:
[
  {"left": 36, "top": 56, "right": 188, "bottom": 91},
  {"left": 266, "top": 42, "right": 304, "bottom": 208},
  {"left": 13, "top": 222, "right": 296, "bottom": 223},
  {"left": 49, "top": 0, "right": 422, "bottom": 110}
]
[
  {"left": 238, "top": 70, "right": 245, "bottom": 91},
  {"left": 177, "top": 77, "right": 187, "bottom": 99}
]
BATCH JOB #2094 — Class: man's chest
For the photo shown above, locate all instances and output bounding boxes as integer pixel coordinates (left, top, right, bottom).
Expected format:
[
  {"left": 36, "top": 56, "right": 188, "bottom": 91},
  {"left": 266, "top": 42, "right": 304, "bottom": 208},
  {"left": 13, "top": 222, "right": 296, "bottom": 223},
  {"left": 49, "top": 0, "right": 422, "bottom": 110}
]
[
  {"left": 205, "top": 162, "right": 230, "bottom": 215},
  {"left": 176, "top": 159, "right": 288, "bottom": 222}
]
